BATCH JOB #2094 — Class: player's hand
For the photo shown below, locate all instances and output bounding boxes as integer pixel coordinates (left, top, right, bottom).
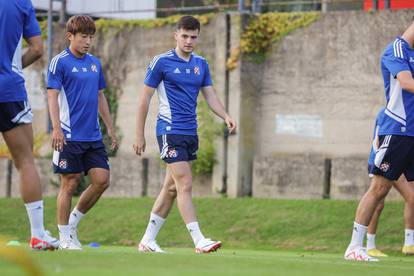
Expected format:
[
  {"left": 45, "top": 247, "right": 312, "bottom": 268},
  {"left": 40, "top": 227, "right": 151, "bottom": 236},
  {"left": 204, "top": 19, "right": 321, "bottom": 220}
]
[
  {"left": 133, "top": 136, "right": 146, "bottom": 156},
  {"left": 225, "top": 115, "right": 237, "bottom": 134},
  {"left": 51, "top": 128, "right": 66, "bottom": 152},
  {"left": 108, "top": 128, "right": 118, "bottom": 151}
]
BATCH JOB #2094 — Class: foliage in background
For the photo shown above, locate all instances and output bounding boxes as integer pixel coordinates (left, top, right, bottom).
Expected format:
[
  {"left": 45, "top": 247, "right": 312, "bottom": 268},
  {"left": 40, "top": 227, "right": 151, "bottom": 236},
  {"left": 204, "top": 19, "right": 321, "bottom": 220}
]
[
  {"left": 193, "top": 101, "right": 222, "bottom": 176},
  {"left": 99, "top": 85, "right": 121, "bottom": 157},
  {"left": 95, "top": 13, "right": 214, "bottom": 34},
  {"left": 227, "top": 12, "right": 320, "bottom": 69},
  {"left": 0, "top": 133, "right": 47, "bottom": 159}
]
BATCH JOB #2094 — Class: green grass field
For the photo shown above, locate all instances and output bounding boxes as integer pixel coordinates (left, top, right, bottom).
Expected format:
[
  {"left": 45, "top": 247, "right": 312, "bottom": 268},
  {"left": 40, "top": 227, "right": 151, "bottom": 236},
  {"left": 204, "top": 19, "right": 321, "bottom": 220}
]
[
  {"left": 1, "top": 197, "right": 414, "bottom": 275},
  {"left": 1, "top": 246, "right": 414, "bottom": 276}
]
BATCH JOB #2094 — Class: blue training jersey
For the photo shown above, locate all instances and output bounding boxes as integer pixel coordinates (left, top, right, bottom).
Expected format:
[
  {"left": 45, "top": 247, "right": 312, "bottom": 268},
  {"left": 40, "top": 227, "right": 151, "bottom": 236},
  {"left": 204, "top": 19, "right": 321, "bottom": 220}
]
[
  {"left": 368, "top": 108, "right": 386, "bottom": 166},
  {"left": 47, "top": 48, "right": 106, "bottom": 142},
  {"left": 380, "top": 37, "right": 414, "bottom": 136},
  {"left": 0, "top": 0, "right": 41, "bottom": 102},
  {"left": 144, "top": 49, "right": 213, "bottom": 136}
]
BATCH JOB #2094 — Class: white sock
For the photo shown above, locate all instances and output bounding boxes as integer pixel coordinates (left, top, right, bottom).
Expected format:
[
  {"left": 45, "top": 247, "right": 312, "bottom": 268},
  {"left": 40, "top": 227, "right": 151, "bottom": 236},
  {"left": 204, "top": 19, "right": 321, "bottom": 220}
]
[
  {"left": 141, "top": 213, "right": 166, "bottom": 242},
  {"left": 349, "top": 222, "right": 367, "bottom": 248},
  {"left": 186, "top": 221, "right": 205, "bottom": 246},
  {"left": 24, "top": 200, "right": 45, "bottom": 238},
  {"left": 58, "top": 224, "right": 71, "bottom": 241},
  {"left": 366, "top": 233, "right": 376, "bottom": 250},
  {"left": 68, "top": 208, "right": 84, "bottom": 228},
  {"left": 405, "top": 229, "right": 414, "bottom": 246}
]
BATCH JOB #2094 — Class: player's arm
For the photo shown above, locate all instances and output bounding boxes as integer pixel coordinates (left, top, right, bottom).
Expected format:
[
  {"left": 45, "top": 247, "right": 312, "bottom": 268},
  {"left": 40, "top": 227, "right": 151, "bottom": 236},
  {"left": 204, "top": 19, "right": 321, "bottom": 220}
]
[
  {"left": 98, "top": 90, "right": 118, "bottom": 151},
  {"left": 397, "top": 71, "right": 414, "bottom": 94},
  {"left": 201, "top": 86, "right": 236, "bottom": 134},
  {"left": 22, "top": 35, "right": 43, "bottom": 68},
  {"left": 133, "top": 85, "right": 155, "bottom": 156},
  {"left": 47, "top": 89, "right": 66, "bottom": 152}
]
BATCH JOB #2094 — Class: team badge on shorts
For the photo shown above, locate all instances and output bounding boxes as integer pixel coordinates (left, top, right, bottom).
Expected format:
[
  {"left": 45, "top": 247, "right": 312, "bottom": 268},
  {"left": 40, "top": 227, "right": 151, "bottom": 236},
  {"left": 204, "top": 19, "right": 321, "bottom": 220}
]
[
  {"left": 379, "top": 162, "right": 390, "bottom": 172},
  {"left": 59, "top": 159, "right": 68, "bottom": 169},
  {"left": 167, "top": 148, "right": 178, "bottom": 158}
]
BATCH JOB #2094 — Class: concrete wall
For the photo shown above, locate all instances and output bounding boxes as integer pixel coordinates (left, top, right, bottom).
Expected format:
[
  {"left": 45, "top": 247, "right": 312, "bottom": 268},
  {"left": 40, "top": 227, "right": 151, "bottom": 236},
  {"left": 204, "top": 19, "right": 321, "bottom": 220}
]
[
  {"left": 255, "top": 10, "right": 413, "bottom": 157},
  {"left": 250, "top": 10, "right": 413, "bottom": 200},
  {"left": 3, "top": 11, "right": 413, "bottom": 199}
]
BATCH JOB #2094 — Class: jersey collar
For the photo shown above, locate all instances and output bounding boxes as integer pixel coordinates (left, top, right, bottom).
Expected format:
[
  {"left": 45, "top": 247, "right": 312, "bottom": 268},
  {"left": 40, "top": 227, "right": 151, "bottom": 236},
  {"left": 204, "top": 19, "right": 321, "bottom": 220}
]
[
  {"left": 66, "top": 47, "right": 87, "bottom": 61},
  {"left": 173, "top": 48, "right": 193, "bottom": 63}
]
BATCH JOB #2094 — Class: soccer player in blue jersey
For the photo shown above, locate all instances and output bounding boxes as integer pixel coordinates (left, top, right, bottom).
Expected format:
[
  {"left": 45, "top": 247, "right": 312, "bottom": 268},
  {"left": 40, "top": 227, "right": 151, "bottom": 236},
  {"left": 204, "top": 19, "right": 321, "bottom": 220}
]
[
  {"left": 0, "top": 0, "right": 59, "bottom": 250},
  {"left": 134, "top": 16, "right": 236, "bottom": 253},
  {"left": 364, "top": 108, "right": 414, "bottom": 257},
  {"left": 345, "top": 21, "right": 414, "bottom": 261},
  {"left": 47, "top": 16, "right": 117, "bottom": 250}
]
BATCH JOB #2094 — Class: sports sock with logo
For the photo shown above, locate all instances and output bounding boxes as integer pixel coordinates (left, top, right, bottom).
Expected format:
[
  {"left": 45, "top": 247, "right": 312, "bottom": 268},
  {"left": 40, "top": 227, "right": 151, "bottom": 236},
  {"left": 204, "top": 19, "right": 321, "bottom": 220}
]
[
  {"left": 186, "top": 221, "right": 205, "bottom": 246},
  {"left": 404, "top": 229, "right": 414, "bottom": 246},
  {"left": 349, "top": 222, "right": 367, "bottom": 248},
  {"left": 68, "top": 208, "right": 84, "bottom": 228},
  {"left": 366, "top": 233, "right": 376, "bottom": 250},
  {"left": 25, "top": 200, "right": 45, "bottom": 238},
  {"left": 142, "top": 212, "right": 166, "bottom": 242}
]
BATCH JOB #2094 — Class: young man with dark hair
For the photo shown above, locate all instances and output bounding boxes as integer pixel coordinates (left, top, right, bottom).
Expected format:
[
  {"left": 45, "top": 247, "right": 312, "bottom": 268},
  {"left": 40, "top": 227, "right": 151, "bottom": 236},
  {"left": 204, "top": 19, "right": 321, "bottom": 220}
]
[
  {"left": 345, "top": 21, "right": 414, "bottom": 261},
  {"left": 47, "top": 15, "right": 117, "bottom": 250},
  {"left": 0, "top": 0, "right": 59, "bottom": 250},
  {"left": 134, "top": 15, "right": 236, "bottom": 253}
]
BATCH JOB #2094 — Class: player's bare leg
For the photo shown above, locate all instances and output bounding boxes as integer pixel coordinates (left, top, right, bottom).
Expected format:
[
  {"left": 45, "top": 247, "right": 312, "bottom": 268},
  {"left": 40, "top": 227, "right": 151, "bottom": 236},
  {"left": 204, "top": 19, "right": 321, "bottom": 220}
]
[
  {"left": 75, "top": 168, "right": 109, "bottom": 214},
  {"left": 57, "top": 173, "right": 81, "bottom": 250},
  {"left": 345, "top": 175, "right": 392, "bottom": 261},
  {"left": 169, "top": 161, "right": 221, "bottom": 253},
  {"left": 394, "top": 175, "right": 414, "bottom": 254},
  {"left": 139, "top": 168, "right": 176, "bottom": 253},
  {"left": 366, "top": 200, "right": 387, "bottom": 257},
  {"left": 3, "top": 124, "right": 58, "bottom": 250}
]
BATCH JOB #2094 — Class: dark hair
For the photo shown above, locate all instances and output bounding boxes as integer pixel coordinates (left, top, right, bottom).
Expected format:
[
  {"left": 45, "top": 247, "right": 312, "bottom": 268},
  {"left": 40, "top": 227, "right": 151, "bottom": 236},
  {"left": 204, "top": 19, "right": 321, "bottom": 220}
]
[
  {"left": 66, "top": 15, "right": 96, "bottom": 35},
  {"left": 176, "top": 16, "right": 200, "bottom": 32}
]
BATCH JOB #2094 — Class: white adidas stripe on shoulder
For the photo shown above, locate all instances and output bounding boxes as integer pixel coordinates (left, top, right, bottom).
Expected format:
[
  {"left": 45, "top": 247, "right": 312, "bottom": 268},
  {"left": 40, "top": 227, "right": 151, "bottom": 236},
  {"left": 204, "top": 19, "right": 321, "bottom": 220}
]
[
  {"left": 49, "top": 50, "right": 67, "bottom": 72},
  {"left": 393, "top": 39, "right": 404, "bottom": 59},
  {"left": 149, "top": 50, "right": 174, "bottom": 70},
  {"left": 49, "top": 50, "right": 68, "bottom": 74}
]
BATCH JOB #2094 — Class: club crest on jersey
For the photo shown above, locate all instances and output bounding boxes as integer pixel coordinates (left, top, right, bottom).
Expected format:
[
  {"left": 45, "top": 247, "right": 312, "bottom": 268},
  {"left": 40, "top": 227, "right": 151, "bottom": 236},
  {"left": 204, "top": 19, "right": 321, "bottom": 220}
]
[
  {"left": 167, "top": 148, "right": 178, "bottom": 158},
  {"left": 379, "top": 162, "right": 390, "bottom": 172},
  {"left": 194, "top": 66, "right": 200, "bottom": 75},
  {"left": 91, "top": 64, "right": 98, "bottom": 72},
  {"left": 59, "top": 159, "right": 68, "bottom": 169}
]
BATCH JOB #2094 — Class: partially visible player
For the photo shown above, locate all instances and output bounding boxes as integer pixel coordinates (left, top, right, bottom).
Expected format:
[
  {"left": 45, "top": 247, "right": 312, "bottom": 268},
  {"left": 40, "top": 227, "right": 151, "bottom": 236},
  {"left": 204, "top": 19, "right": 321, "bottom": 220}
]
[
  {"left": 345, "top": 20, "right": 414, "bottom": 261},
  {"left": 365, "top": 109, "right": 414, "bottom": 257},
  {"left": 0, "top": 0, "right": 58, "bottom": 250},
  {"left": 134, "top": 15, "right": 236, "bottom": 253},
  {"left": 47, "top": 15, "right": 117, "bottom": 250}
]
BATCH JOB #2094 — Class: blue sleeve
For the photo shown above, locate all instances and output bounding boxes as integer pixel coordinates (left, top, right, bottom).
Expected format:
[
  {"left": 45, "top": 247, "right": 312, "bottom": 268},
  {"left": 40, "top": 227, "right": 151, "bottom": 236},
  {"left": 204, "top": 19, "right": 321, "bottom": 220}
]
[
  {"left": 98, "top": 61, "right": 106, "bottom": 90},
  {"left": 382, "top": 42, "right": 410, "bottom": 78},
  {"left": 144, "top": 57, "right": 163, "bottom": 88},
  {"left": 23, "top": 2, "right": 41, "bottom": 39},
  {"left": 202, "top": 61, "right": 213, "bottom": 87},
  {"left": 47, "top": 59, "right": 63, "bottom": 90}
]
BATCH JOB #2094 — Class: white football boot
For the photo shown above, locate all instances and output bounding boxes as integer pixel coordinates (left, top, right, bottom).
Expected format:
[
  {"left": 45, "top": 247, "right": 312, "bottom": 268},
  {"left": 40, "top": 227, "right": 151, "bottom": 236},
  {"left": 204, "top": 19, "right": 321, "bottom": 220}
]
[
  {"left": 138, "top": 240, "right": 166, "bottom": 253},
  {"left": 30, "top": 230, "right": 59, "bottom": 250},
  {"left": 195, "top": 238, "right": 221, "bottom": 254},
  {"left": 69, "top": 226, "right": 82, "bottom": 249},
  {"left": 59, "top": 237, "right": 82, "bottom": 250},
  {"left": 344, "top": 246, "right": 379, "bottom": 262}
]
